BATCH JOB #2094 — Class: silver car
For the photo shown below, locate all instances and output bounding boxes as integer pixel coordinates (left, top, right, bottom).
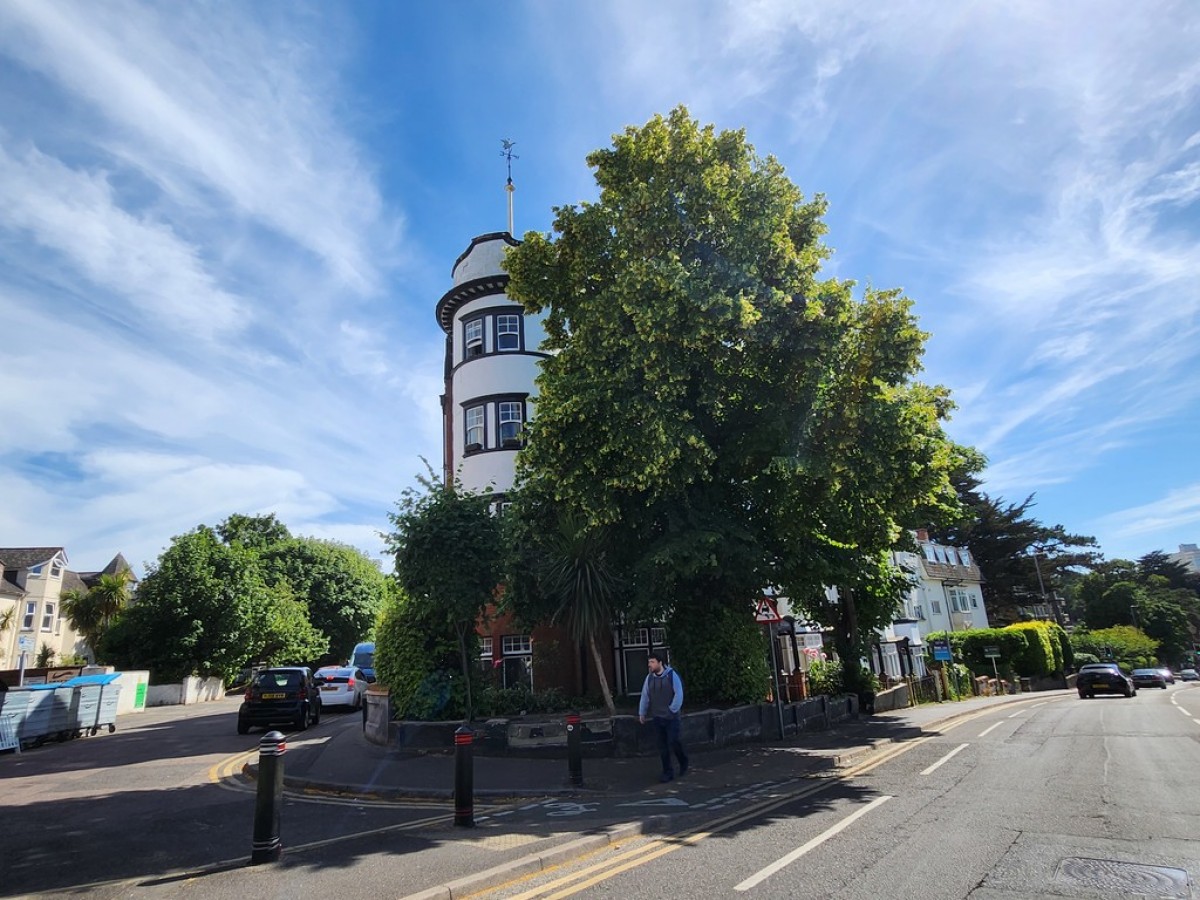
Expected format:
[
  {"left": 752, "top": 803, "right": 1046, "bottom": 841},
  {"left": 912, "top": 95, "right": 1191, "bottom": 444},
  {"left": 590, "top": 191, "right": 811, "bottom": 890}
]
[{"left": 313, "top": 666, "right": 369, "bottom": 709}]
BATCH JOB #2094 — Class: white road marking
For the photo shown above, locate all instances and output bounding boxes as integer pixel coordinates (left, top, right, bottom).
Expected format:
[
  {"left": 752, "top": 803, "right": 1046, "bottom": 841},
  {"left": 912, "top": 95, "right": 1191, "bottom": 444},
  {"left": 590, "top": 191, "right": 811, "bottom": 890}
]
[
  {"left": 920, "top": 743, "right": 970, "bottom": 775},
  {"left": 978, "top": 722, "right": 1003, "bottom": 738},
  {"left": 734, "top": 795, "right": 892, "bottom": 891},
  {"left": 1179, "top": 707, "right": 1193, "bottom": 717},
  {"left": 1007, "top": 710, "right": 1024, "bottom": 718},
  {"left": 1193, "top": 719, "right": 1200, "bottom": 727}
]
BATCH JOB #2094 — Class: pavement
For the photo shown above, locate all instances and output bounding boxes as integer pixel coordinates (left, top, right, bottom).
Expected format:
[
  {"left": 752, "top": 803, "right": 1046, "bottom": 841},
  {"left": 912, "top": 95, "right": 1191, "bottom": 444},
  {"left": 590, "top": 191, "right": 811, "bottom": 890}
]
[{"left": 256, "top": 688, "right": 1073, "bottom": 803}]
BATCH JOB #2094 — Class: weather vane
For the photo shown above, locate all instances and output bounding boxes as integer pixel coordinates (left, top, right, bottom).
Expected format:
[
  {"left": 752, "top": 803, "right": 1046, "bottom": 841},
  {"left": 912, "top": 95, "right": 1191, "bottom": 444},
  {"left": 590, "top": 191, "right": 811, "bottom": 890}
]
[{"left": 501, "top": 139, "right": 519, "bottom": 235}]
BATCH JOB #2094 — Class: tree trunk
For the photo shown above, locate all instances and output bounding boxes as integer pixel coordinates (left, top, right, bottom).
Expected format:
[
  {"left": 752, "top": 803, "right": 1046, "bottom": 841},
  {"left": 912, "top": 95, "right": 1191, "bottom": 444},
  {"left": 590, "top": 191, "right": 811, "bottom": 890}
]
[
  {"left": 456, "top": 623, "right": 474, "bottom": 722},
  {"left": 587, "top": 632, "right": 616, "bottom": 716},
  {"left": 836, "top": 585, "right": 864, "bottom": 694}
]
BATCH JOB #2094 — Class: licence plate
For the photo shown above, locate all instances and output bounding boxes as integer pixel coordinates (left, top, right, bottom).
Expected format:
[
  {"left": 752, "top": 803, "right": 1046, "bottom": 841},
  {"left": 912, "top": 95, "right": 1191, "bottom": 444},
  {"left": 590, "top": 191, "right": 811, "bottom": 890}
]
[
  {"left": 262, "top": 692, "right": 286, "bottom": 699},
  {"left": 321, "top": 685, "right": 338, "bottom": 691}
]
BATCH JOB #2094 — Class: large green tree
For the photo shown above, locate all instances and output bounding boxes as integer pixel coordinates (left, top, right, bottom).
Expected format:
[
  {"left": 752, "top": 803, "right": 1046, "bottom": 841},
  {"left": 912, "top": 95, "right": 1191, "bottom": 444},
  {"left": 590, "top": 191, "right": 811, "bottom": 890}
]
[
  {"left": 259, "top": 538, "right": 387, "bottom": 667},
  {"left": 385, "top": 468, "right": 503, "bottom": 720},
  {"left": 504, "top": 108, "right": 962, "bottom": 700},
  {"left": 101, "top": 526, "right": 325, "bottom": 682},
  {"left": 929, "top": 481, "right": 1099, "bottom": 624}
]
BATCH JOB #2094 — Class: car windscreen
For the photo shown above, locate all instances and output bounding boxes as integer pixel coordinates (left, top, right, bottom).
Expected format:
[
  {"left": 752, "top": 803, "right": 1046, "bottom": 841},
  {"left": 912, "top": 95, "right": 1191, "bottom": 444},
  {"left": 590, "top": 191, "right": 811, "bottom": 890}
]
[
  {"left": 255, "top": 671, "right": 301, "bottom": 689},
  {"left": 352, "top": 651, "right": 374, "bottom": 668}
]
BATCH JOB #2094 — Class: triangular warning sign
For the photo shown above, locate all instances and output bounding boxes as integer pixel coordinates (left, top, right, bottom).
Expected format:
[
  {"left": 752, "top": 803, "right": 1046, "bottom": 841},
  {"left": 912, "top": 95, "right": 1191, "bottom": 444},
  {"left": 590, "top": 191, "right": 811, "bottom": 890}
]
[{"left": 754, "top": 597, "right": 781, "bottom": 623}]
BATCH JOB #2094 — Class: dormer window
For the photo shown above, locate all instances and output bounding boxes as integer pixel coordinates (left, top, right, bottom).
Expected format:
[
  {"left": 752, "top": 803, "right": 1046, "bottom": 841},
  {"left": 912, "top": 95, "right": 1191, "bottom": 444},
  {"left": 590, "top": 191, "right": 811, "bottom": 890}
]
[
  {"left": 496, "top": 314, "right": 522, "bottom": 351},
  {"left": 464, "top": 318, "right": 484, "bottom": 358}
]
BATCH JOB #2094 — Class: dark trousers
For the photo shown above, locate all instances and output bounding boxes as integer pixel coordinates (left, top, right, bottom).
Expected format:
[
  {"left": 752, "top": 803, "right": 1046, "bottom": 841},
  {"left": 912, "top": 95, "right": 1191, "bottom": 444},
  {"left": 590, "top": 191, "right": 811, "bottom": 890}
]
[{"left": 653, "top": 715, "right": 688, "bottom": 775}]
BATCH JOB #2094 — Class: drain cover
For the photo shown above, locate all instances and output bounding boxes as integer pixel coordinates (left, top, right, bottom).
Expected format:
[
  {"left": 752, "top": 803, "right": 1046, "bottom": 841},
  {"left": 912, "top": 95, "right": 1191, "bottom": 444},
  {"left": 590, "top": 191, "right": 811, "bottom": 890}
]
[{"left": 1055, "top": 857, "right": 1191, "bottom": 898}]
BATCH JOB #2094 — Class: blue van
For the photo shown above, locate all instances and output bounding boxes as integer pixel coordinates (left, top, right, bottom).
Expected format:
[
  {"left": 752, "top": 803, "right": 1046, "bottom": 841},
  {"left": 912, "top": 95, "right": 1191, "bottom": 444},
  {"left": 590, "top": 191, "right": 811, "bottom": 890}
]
[{"left": 349, "top": 642, "right": 376, "bottom": 683}]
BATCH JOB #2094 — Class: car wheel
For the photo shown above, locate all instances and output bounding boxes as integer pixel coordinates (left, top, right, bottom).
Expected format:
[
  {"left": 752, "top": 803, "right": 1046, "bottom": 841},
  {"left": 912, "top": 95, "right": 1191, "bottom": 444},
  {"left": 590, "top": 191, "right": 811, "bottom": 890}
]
[
  {"left": 1124, "top": 686, "right": 1133, "bottom": 697},
  {"left": 1078, "top": 691, "right": 1087, "bottom": 699},
  {"left": 295, "top": 707, "right": 308, "bottom": 732},
  {"left": 237, "top": 718, "right": 250, "bottom": 735},
  {"left": 312, "top": 703, "right": 321, "bottom": 725}
]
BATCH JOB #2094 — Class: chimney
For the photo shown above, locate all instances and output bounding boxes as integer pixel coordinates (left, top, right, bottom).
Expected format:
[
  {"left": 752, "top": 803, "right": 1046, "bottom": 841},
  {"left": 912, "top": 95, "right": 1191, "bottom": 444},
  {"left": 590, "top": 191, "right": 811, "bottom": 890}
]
[{"left": 915, "top": 528, "right": 930, "bottom": 542}]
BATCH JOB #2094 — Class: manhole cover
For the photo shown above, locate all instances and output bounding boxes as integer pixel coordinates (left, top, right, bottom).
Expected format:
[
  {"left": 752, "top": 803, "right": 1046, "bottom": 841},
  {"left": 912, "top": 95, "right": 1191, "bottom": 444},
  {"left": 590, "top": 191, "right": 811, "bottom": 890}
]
[{"left": 1055, "top": 857, "right": 1190, "bottom": 898}]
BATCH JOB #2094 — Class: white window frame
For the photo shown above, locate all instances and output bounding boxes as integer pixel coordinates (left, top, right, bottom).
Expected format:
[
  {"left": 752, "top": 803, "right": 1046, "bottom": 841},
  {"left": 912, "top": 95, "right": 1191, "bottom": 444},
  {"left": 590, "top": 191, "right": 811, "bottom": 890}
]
[
  {"left": 502, "top": 634, "right": 532, "bottom": 655},
  {"left": 498, "top": 400, "right": 524, "bottom": 448},
  {"left": 650, "top": 627, "right": 667, "bottom": 645},
  {"left": 495, "top": 314, "right": 521, "bottom": 352},
  {"left": 621, "top": 627, "right": 649, "bottom": 646},
  {"left": 41, "top": 602, "right": 55, "bottom": 632},
  {"left": 931, "top": 600, "right": 942, "bottom": 615},
  {"left": 22, "top": 600, "right": 36, "bottom": 630},
  {"left": 922, "top": 545, "right": 937, "bottom": 562},
  {"left": 465, "top": 405, "right": 485, "bottom": 451},
  {"left": 464, "top": 317, "right": 484, "bottom": 357},
  {"left": 479, "top": 636, "right": 494, "bottom": 658},
  {"left": 50, "top": 563, "right": 62, "bottom": 578}
]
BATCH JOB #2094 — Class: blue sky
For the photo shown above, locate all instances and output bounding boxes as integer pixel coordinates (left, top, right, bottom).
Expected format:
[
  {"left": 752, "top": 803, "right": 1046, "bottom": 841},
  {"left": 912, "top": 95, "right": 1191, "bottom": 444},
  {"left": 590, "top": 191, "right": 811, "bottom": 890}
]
[{"left": 1, "top": 1, "right": 1198, "bottom": 576}]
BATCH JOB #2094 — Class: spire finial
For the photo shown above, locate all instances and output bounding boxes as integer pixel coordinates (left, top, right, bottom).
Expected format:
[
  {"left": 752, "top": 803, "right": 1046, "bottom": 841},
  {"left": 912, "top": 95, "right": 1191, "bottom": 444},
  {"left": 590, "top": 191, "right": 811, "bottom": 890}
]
[{"left": 501, "top": 139, "right": 518, "bottom": 235}]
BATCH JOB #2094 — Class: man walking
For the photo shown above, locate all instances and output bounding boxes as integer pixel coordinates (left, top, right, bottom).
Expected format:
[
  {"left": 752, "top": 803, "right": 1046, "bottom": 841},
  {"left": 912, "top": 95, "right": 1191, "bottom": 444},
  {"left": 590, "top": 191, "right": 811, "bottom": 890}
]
[{"left": 638, "top": 652, "right": 688, "bottom": 782}]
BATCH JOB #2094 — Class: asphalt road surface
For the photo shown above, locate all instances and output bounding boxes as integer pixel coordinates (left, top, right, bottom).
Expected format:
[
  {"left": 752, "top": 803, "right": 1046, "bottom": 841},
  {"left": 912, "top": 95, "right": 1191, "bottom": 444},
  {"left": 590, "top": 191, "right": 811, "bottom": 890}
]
[{"left": 470, "top": 684, "right": 1200, "bottom": 900}]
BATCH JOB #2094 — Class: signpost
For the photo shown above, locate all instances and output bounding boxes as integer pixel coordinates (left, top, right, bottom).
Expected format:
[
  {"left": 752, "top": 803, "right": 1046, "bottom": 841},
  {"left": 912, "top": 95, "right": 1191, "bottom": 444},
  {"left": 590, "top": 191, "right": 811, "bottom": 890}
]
[
  {"left": 17, "top": 634, "right": 34, "bottom": 686},
  {"left": 984, "top": 645, "right": 1001, "bottom": 679},
  {"left": 931, "top": 638, "right": 952, "bottom": 662},
  {"left": 754, "top": 598, "right": 786, "bottom": 740}
]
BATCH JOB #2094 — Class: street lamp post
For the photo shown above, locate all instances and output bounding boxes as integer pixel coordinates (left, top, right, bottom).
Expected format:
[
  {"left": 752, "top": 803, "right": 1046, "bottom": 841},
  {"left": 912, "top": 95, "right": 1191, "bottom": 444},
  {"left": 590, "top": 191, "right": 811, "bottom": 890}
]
[{"left": 1031, "top": 550, "right": 1065, "bottom": 629}]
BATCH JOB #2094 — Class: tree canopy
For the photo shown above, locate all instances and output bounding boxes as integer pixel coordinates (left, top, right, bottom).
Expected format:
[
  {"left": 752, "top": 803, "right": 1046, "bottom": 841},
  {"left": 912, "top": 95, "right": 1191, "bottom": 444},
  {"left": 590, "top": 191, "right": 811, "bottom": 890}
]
[
  {"left": 504, "top": 107, "right": 963, "bottom": 699},
  {"left": 385, "top": 467, "right": 503, "bottom": 719},
  {"left": 100, "top": 514, "right": 386, "bottom": 682}
]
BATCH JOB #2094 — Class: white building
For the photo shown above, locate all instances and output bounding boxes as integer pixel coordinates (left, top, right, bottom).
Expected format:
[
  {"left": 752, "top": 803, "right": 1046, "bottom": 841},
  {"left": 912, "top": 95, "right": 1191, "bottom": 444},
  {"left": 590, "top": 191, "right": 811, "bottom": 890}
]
[
  {"left": 874, "top": 529, "right": 989, "bottom": 681},
  {"left": 436, "top": 232, "right": 548, "bottom": 496},
  {"left": 1169, "top": 543, "right": 1200, "bottom": 575}
]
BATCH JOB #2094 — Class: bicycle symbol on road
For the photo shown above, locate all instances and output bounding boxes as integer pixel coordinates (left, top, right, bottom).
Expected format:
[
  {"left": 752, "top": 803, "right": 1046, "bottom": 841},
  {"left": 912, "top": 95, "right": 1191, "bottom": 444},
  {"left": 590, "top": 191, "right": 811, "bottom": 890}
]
[{"left": 543, "top": 801, "right": 600, "bottom": 817}]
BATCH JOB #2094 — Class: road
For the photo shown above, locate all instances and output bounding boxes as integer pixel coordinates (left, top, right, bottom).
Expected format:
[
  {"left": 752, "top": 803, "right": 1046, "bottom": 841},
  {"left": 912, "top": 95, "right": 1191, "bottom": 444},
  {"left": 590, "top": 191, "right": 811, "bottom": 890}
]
[
  {"left": 0, "top": 697, "right": 467, "bottom": 899},
  {"left": 4, "top": 686, "right": 1199, "bottom": 899},
  {"left": 470, "top": 683, "right": 1200, "bottom": 899}
]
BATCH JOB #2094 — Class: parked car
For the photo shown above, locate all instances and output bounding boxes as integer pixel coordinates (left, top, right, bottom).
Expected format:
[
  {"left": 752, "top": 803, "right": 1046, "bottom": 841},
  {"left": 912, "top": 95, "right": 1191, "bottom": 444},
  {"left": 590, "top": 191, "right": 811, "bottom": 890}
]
[
  {"left": 237, "top": 667, "right": 322, "bottom": 734},
  {"left": 1180, "top": 668, "right": 1199, "bottom": 682},
  {"left": 1076, "top": 663, "right": 1137, "bottom": 698},
  {"left": 1156, "top": 667, "right": 1175, "bottom": 685},
  {"left": 1131, "top": 668, "right": 1169, "bottom": 689},
  {"left": 313, "top": 666, "right": 368, "bottom": 709},
  {"left": 349, "top": 642, "right": 376, "bottom": 683}
]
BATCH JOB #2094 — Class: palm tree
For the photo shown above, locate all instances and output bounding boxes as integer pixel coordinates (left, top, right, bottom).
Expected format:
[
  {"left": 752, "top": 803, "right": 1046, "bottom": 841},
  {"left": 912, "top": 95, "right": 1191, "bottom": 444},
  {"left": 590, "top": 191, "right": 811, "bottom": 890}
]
[
  {"left": 541, "top": 515, "right": 620, "bottom": 716},
  {"left": 61, "top": 589, "right": 104, "bottom": 656},
  {"left": 62, "top": 570, "right": 131, "bottom": 660}
]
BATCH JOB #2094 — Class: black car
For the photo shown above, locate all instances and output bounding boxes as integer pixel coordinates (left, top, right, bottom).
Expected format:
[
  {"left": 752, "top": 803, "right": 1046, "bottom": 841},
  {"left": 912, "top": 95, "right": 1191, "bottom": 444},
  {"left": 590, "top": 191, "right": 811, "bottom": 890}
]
[
  {"left": 1131, "top": 668, "right": 1169, "bottom": 689},
  {"left": 237, "top": 667, "right": 322, "bottom": 734},
  {"left": 1076, "top": 663, "right": 1137, "bottom": 698}
]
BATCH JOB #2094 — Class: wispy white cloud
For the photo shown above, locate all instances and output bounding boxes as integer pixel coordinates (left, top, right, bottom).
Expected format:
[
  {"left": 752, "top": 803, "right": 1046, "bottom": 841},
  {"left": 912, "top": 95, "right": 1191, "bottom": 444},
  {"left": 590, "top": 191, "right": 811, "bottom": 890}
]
[
  {"left": 1096, "top": 483, "right": 1200, "bottom": 541},
  {"left": 0, "top": 144, "right": 243, "bottom": 338},
  {"left": 0, "top": 0, "right": 395, "bottom": 295}
]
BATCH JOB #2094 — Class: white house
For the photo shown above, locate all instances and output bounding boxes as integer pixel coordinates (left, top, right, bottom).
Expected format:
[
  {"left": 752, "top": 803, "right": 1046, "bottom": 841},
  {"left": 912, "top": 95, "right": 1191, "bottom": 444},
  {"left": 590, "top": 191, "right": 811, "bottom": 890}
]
[{"left": 0, "top": 547, "right": 134, "bottom": 670}]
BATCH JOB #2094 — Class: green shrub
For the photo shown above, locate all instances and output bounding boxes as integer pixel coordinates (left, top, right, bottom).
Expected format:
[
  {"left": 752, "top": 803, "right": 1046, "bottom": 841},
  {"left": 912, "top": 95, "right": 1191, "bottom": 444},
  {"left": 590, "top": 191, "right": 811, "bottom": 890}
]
[
  {"left": 806, "top": 658, "right": 843, "bottom": 697},
  {"left": 667, "top": 602, "right": 770, "bottom": 706},
  {"left": 1073, "top": 651, "right": 1100, "bottom": 666},
  {"left": 375, "top": 587, "right": 476, "bottom": 721},
  {"left": 1003, "top": 622, "right": 1056, "bottom": 676}
]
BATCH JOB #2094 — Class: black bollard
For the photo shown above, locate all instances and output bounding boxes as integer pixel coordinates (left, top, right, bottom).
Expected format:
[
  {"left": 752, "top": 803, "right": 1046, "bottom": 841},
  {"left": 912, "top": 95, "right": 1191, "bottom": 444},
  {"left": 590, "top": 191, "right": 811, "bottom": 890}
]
[
  {"left": 250, "top": 730, "right": 286, "bottom": 864},
  {"left": 453, "top": 724, "right": 475, "bottom": 827},
  {"left": 566, "top": 712, "right": 583, "bottom": 786}
]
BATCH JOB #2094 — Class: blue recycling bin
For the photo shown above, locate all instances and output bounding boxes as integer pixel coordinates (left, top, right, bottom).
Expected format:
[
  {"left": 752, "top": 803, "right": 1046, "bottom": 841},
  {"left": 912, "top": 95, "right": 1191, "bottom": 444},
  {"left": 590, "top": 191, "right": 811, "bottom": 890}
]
[{"left": 62, "top": 673, "right": 122, "bottom": 735}]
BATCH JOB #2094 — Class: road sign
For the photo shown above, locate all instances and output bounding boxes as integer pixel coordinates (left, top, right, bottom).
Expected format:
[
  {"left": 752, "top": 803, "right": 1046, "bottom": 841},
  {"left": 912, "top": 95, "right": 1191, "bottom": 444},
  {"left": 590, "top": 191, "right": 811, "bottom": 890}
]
[
  {"left": 931, "top": 638, "right": 952, "bottom": 661},
  {"left": 984, "top": 646, "right": 1001, "bottom": 659},
  {"left": 17, "top": 634, "right": 34, "bottom": 653},
  {"left": 754, "top": 597, "right": 782, "bottom": 623}
]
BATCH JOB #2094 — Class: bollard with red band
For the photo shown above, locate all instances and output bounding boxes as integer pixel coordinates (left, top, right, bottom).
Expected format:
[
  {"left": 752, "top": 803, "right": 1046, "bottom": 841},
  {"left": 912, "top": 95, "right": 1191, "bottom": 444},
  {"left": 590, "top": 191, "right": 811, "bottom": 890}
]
[
  {"left": 566, "top": 712, "right": 583, "bottom": 786},
  {"left": 453, "top": 724, "right": 475, "bottom": 827},
  {"left": 250, "top": 730, "right": 286, "bottom": 864}
]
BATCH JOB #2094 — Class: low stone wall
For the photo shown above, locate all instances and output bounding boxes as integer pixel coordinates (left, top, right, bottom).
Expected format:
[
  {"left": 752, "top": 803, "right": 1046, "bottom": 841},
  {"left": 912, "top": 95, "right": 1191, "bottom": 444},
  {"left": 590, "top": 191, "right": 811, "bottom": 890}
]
[
  {"left": 364, "top": 692, "right": 858, "bottom": 757},
  {"left": 144, "top": 676, "right": 225, "bottom": 707},
  {"left": 872, "top": 683, "right": 910, "bottom": 713}
]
